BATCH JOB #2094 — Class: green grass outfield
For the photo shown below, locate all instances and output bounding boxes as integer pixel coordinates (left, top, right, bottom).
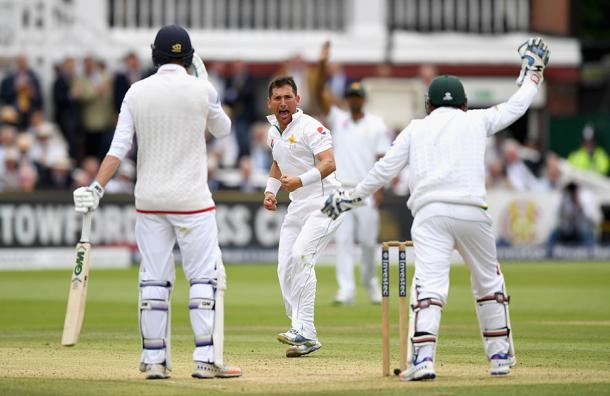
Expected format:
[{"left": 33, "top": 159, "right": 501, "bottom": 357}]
[{"left": 1, "top": 262, "right": 609, "bottom": 395}]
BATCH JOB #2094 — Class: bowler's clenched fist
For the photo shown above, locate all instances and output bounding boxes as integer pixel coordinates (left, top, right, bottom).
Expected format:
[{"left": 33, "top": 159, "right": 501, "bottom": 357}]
[
  {"left": 263, "top": 192, "right": 277, "bottom": 211},
  {"left": 280, "top": 175, "right": 302, "bottom": 192}
]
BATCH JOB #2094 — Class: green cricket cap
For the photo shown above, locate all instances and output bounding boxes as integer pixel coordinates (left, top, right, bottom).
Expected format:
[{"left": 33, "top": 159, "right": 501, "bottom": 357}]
[
  {"left": 427, "top": 75, "right": 466, "bottom": 107},
  {"left": 345, "top": 81, "right": 366, "bottom": 98}
]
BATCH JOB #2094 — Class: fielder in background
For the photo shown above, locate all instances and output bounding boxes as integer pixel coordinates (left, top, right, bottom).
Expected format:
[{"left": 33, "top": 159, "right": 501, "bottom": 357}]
[
  {"left": 263, "top": 76, "right": 344, "bottom": 358},
  {"left": 323, "top": 37, "right": 550, "bottom": 380},
  {"left": 72, "top": 25, "right": 241, "bottom": 380},
  {"left": 314, "top": 41, "right": 391, "bottom": 305}
]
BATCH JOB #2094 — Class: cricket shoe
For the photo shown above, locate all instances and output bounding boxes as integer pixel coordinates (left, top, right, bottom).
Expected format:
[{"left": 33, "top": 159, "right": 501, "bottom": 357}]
[
  {"left": 399, "top": 358, "right": 436, "bottom": 381},
  {"left": 490, "top": 353, "right": 516, "bottom": 376},
  {"left": 140, "top": 363, "right": 170, "bottom": 380},
  {"left": 277, "top": 329, "right": 316, "bottom": 346},
  {"left": 286, "top": 340, "right": 322, "bottom": 358},
  {"left": 367, "top": 282, "right": 382, "bottom": 305},
  {"left": 192, "top": 361, "right": 242, "bottom": 379}
]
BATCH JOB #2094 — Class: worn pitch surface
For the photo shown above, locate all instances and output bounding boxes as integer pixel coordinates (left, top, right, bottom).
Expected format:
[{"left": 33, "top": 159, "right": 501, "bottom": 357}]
[{"left": 1, "top": 263, "right": 609, "bottom": 395}]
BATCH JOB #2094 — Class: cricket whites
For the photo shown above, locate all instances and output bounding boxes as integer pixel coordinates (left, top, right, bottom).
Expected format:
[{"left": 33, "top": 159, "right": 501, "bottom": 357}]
[{"left": 61, "top": 211, "right": 93, "bottom": 346}]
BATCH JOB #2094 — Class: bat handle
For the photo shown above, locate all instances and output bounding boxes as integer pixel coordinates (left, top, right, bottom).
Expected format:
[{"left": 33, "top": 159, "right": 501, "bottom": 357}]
[{"left": 80, "top": 211, "right": 93, "bottom": 243}]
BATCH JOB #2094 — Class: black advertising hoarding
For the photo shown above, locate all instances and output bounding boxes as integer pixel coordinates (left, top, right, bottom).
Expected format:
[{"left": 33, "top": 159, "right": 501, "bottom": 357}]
[{"left": 0, "top": 191, "right": 412, "bottom": 263}]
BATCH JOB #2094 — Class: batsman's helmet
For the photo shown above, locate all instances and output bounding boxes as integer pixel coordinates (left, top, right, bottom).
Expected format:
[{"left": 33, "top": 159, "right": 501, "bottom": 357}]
[
  {"left": 151, "top": 25, "right": 194, "bottom": 68},
  {"left": 427, "top": 75, "right": 467, "bottom": 107}
]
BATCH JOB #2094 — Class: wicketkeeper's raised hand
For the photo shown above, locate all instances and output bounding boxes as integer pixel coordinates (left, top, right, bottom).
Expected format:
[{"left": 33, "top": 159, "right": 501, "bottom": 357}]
[
  {"left": 516, "top": 36, "right": 550, "bottom": 86},
  {"left": 321, "top": 189, "right": 365, "bottom": 220},
  {"left": 73, "top": 181, "right": 104, "bottom": 213}
]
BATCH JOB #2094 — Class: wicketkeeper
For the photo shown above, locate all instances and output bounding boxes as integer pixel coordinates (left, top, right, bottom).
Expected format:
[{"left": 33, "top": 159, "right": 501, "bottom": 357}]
[
  {"left": 73, "top": 25, "right": 241, "bottom": 380},
  {"left": 322, "top": 37, "right": 550, "bottom": 380}
]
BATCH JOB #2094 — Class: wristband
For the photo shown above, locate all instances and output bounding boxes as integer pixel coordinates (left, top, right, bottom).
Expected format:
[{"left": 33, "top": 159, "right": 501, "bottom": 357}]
[
  {"left": 265, "top": 177, "right": 281, "bottom": 195},
  {"left": 90, "top": 180, "right": 105, "bottom": 198},
  {"left": 299, "top": 167, "right": 322, "bottom": 187}
]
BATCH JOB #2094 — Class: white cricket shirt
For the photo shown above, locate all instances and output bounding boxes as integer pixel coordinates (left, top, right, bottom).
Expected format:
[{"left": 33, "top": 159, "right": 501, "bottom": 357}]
[
  {"left": 266, "top": 109, "right": 341, "bottom": 201},
  {"left": 353, "top": 79, "right": 540, "bottom": 216},
  {"left": 107, "top": 64, "right": 231, "bottom": 212},
  {"left": 327, "top": 106, "right": 391, "bottom": 187}
]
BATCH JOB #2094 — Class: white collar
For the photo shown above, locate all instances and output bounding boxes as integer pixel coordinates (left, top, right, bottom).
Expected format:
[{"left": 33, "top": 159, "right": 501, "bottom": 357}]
[
  {"left": 431, "top": 107, "right": 462, "bottom": 114},
  {"left": 266, "top": 108, "right": 303, "bottom": 128},
  {"left": 157, "top": 64, "right": 188, "bottom": 74}
]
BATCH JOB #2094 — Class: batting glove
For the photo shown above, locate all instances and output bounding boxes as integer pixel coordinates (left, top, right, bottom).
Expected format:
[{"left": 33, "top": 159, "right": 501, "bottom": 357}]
[
  {"left": 321, "top": 189, "right": 364, "bottom": 220},
  {"left": 190, "top": 54, "right": 208, "bottom": 80},
  {"left": 73, "top": 181, "right": 104, "bottom": 213},
  {"left": 516, "top": 36, "right": 550, "bottom": 86}
]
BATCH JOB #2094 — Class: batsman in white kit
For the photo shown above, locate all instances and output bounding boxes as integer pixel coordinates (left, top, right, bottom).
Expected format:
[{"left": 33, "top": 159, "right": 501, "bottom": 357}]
[
  {"left": 314, "top": 41, "right": 391, "bottom": 305},
  {"left": 72, "top": 25, "right": 241, "bottom": 380},
  {"left": 323, "top": 37, "right": 550, "bottom": 380},
  {"left": 263, "top": 76, "right": 343, "bottom": 357}
]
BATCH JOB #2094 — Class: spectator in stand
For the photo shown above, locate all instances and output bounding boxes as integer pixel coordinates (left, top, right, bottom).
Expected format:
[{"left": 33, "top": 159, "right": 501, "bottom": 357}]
[
  {"left": 207, "top": 61, "right": 226, "bottom": 101},
  {"left": 486, "top": 159, "right": 510, "bottom": 189},
  {"left": 502, "top": 139, "right": 541, "bottom": 191},
  {"left": 18, "top": 162, "right": 38, "bottom": 192},
  {"left": 249, "top": 122, "right": 272, "bottom": 177},
  {"left": 0, "top": 105, "right": 20, "bottom": 128},
  {"left": 546, "top": 182, "right": 600, "bottom": 258},
  {"left": 113, "top": 52, "right": 144, "bottom": 114},
  {"left": 73, "top": 56, "right": 115, "bottom": 160},
  {"left": 0, "top": 55, "right": 43, "bottom": 129},
  {"left": 567, "top": 124, "right": 610, "bottom": 176},
  {"left": 0, "top": 125, "right": 17, "bottom": 174},
  {"left": 326, "top": 61, "right": 348, "bottom": 99},
  {"left": 53, "top": 57, "right": 81, "bottom": 160},
  {"left": 277, "top": 54, "right": 313, "bottom": 112},
  {"left": 15, "top": 133, "right": 34, "bottom": 164},
  {"left": 73, "top": 155, "right": 100, "bottom": 187},
  {"left": 539, "top": 152, "right": 564, "bottom": 190},
  {"left": 224, "top": 59, "right": 257, "bottom": 159},
  {"left": 0, "top": 148, "right": 21, "bottom": 191},
  {"left": 30, "top": 120, "right": 69, "bottom": 184},
  {"left": 105, "top": 159, "right": 135, "bottom": 193},
  {"left": 43, "top": 156, "right": 74, "bottom": 190}
]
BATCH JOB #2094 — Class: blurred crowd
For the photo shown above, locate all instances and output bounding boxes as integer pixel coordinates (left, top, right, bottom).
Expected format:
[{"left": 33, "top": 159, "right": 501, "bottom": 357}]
[{"left": 1, "top": 53, "right": 608, "bottom": 201}]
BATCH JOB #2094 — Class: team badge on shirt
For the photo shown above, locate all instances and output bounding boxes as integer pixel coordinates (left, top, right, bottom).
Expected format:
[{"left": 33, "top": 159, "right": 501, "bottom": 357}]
[
  {"left": 288, "top": 134, "right": 297, "bottom": 144},
  {"left": 317, "top": 127, "right": 328, "bottom": 135}
]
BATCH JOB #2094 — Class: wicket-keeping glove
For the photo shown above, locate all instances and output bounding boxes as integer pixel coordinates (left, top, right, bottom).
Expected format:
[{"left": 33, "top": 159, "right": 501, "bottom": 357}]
[
  {"left": 73, "top": 181, "right": 104, "bottom": 213},
  {"left": 190, "top": 54, "right": 208, "bottom": 80},
  {"left": 516, "top": 36, "right": 550, "bottom": 86},
  {"left": 321, "top": 189, "right": 364, "bottom": 220}
]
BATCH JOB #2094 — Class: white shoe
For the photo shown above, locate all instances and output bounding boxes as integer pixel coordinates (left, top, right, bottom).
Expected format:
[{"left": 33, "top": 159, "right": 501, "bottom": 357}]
[
  {"left": 332, "top": 290, "right": 355, "bottom": 306},
  {"left": 192, "top": 361, "right": 242, "bottom": 379},
  {"left": 367, "top": 282, "right": 382, "bottom": 304},
  {"left": 140, "top": 363, "right": 170, "bottom": 380},
  {"left": 285, "top": 340, "right": 322, "bottom": 357},
  {"left": 399, "top": 358, "right": 436, "bottom": 381},
  {"left": 277, "top": 328, "right": 316, "bottom": 346},
  {"left": 490, "top": 354, "right": 515, "bottom": 376}
]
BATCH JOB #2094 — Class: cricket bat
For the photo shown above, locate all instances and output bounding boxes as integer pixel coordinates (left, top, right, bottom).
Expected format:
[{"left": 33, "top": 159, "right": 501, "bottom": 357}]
[{"left": 61, "top": 211, "right": 93, "bottom": 346}]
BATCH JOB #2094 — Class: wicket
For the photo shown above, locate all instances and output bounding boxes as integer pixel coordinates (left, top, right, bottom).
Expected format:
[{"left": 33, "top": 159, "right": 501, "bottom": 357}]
[{"left": 381, "top": 240, "right": 413, "bottom": 376}]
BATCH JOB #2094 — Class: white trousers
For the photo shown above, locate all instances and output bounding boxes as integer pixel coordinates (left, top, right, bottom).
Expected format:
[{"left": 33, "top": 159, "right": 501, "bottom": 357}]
[
  {"left": 335, "top": 199, "right": 379, "bottom": 299},
  {"left": 136, "top": 210, "right": 219, "bottom": 365},
  {"left": 277, "top": 198, "right": 344, "bottom": 340},
  {"left": 411, "top": 214, "right": 505, "bottom": 302},
  {"left": 410, "top": 208, "right": 510, "bottom": 359}
]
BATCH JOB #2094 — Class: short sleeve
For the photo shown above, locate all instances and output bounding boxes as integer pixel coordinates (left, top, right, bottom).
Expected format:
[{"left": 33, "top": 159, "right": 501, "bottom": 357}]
[
  {"left": 305, "top": 120, "right": 333, "bottom": 155},
  {"left": 266, "top": 127, "right": 276, "bottom": 149}
]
